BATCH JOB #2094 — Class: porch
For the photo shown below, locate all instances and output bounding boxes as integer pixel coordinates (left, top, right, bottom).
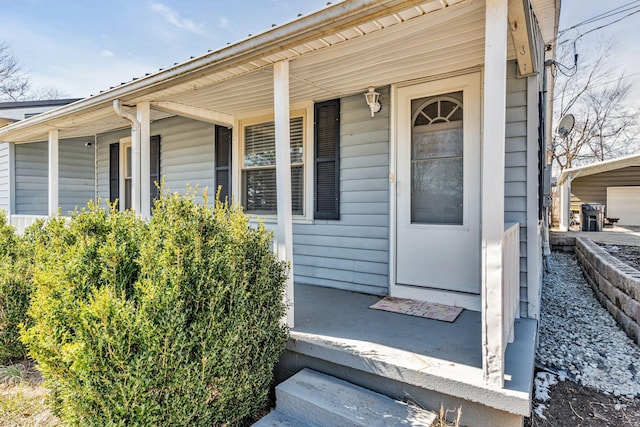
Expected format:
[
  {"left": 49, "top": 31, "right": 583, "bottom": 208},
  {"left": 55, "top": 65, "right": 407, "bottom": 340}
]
[{"left": 279, "top": 283, "right": 537, "bottom": 425}]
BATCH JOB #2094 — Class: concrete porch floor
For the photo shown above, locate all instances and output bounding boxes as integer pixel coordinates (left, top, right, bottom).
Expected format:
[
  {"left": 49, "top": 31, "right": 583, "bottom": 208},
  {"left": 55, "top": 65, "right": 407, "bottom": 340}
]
[{"left": 283, "top": 284, "right": 537, "bottom": 419}]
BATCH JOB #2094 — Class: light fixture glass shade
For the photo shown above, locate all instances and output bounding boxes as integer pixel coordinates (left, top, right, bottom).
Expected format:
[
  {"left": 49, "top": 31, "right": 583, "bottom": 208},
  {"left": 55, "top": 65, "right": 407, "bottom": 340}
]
[{"left": 364, "top": 87, "right": 381, "bottom": 117}]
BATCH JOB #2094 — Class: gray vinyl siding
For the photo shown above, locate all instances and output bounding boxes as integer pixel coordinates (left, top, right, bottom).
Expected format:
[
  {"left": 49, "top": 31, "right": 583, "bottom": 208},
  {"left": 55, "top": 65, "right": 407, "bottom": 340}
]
[
  {"left": 570, "top": 166, "right": 640, "bottom": 213},
  {"left": 59, "top": 137, "right": 95, "bottom": 214},
  {"left": 154, "top": 116, "right": 214, "bottom": 203},
  {"left": 15, "top": 139, "right": 95, "bottom": 215},
  {"left": 0, "top": 143, "right": 9, "bottom": 214},
  {"left": 293, "top": 88, "right": 390, "bottom": 295},
  {"left": 15, "top": 141, "right": 47, "bottom": 215},
  {"left": 504, "top": 59, "right": 532, "bottom": 316},
  {"left": 96, "top": 116, "right": 214, "bottom": 205}
]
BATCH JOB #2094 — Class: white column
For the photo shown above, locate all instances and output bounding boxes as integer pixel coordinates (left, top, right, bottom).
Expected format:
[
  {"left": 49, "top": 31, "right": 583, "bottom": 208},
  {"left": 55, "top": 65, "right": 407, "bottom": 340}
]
[
  {"left": 559, "top": 179, "right": 571, "bottom": 231},
  {"left": 273, "top": 60, "right": 295, "bottom": 327},
  {"left": 48, "top": 129, "right": 59, "bottom": 217},
  {"left": 526, "top": 76, "right": 541, "bottom": 320},
  {"left": 131, "top": 119, "right": 142, "bottom": 215},
  {"left": 137, "top": 101, "right": 151, "bottom": 219},
  {"left": 481, "top": 0, "right": 508, "bottom": 388},
  {"left": 8, "top": 142, "right": 16, "bottom": 217}
]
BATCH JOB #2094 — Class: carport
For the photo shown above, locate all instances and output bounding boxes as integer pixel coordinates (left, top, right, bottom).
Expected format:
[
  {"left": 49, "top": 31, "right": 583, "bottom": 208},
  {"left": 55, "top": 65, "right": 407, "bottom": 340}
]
[{"left": 557, "top": 153, "right": 640, "bottom": 230}]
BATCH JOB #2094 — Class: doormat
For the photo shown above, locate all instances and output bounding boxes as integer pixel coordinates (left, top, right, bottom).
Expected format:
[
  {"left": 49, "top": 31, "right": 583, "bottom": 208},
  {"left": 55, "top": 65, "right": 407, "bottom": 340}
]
[{"left": 369, "top": 297, "right": 463, "bottom": 322}]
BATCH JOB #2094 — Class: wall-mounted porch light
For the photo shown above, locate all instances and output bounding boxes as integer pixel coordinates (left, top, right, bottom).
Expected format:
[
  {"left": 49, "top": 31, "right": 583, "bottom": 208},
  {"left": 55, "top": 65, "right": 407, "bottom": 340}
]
[{"left": 364, "top": 86, "right": 381, "bottom": 117}]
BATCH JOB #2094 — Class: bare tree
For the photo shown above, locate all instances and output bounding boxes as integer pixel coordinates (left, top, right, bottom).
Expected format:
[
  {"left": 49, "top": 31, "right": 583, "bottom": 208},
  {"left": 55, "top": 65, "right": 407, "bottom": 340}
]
[
  {"left": 23, "top": 86, "right": 69, "bottom": 101},
  {"left": 551, "top": 40, "right": 639, "bottom": 173},
  {"left": 0, "top": 42, "right": 30, "bottom": 101}
]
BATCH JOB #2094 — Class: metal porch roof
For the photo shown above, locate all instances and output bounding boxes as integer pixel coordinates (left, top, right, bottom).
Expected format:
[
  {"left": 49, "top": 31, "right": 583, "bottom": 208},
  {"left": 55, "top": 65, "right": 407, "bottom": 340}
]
[{"left": 0, "top": 0, "right": 559, "bottom": 144}]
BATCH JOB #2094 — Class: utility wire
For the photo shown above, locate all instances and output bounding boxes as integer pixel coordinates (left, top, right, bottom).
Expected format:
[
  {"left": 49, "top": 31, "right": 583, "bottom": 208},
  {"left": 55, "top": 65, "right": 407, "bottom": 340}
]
[
  {"left": 558, "top": 0, "right": 640, "bottom": 35},
  {"left": 551, "top": 2, "right": 640, "bottom": 77},
  {"left": 575, "top": 8, "right": 640, "bottom": 41},
  {"left": 554, "top": 1, "right": 640, "bottom": 45}
]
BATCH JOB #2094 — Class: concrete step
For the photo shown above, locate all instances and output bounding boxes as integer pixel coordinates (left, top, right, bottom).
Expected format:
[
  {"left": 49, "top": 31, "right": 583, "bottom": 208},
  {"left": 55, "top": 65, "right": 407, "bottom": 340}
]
[
  {"left": 273, "top": 368, "right": 437, "bottom": 427},
  {"left": 251, "top": 410, "right": 306, "bottom": 427}
]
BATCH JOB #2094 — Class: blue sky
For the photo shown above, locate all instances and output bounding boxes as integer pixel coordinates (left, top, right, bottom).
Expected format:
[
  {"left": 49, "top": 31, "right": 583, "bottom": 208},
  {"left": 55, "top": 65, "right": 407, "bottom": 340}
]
[
  {"left": 0, "top": 0, "right": 329, "bottom": 97},
  {"left": 559, "top": 0, "right": 640, "bottom": 102},
  {"left": 1, "top": 0, "right": 639, "bottom": 101}
]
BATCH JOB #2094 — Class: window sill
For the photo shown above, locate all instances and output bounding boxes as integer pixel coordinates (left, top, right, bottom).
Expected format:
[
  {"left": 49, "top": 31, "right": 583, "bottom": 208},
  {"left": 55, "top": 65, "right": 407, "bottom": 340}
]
[{"left": 245, "top": 214, "right": 313, "bottom": 225}]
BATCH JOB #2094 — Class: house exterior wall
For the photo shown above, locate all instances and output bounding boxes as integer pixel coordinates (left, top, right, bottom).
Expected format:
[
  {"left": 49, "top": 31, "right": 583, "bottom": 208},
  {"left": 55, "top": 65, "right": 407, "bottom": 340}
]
[
  {"left": 15, "top": 141, "right": 47, "bottom": 215},
  {"left": 59, "top": 138, "right": 95, "bottom": 214},
  {"left": 14, "top": 138, "right": 95, "bottom": 215},
  {"left": 96, "top": 116, "right": 214, "bottom": 205},
  {"left": 7, "top": 66, "right": 537, "bottom": 316},
  {"left": 570, "top": 166, "right": 640, "bottom": 213},
  {"left": 293, "top": 88, "right": 391, "bottom": 295},
  {"left": 504, "top": 60, "right": 534, "bottom": 316},
  {"left": 0, "top": 143, "right": 10, "bottom": 214}
]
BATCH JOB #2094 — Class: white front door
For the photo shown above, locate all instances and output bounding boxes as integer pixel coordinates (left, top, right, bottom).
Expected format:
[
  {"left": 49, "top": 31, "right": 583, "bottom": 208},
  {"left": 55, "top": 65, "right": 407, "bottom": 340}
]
[{"left": 393, "top": 73, "right": 481, "bottom": 309}]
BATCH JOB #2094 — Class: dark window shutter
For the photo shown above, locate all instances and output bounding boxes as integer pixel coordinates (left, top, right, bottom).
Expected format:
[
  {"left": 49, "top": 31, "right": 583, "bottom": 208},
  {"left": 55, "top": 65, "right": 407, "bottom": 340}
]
[
  {"left": 150, "top": 135, "right": 161, "bottom": 211},
  {"left": 109, "top": 142, "right": 119, "bottom": 210},
  {"left": 215, "top": 125, "right": 232, "bottom": 203},
  {"left": 314, "top": 99, "right": 340, "bottom": 220}
]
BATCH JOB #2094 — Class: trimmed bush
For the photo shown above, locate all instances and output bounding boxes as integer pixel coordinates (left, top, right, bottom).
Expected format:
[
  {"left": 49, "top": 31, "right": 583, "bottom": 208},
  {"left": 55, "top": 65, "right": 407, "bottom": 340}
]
[
  {"left": 0, "top": 213, "right": 31, "bottom": 362},
  {"left": 21, "top": 193, "right": 288, "bottom": 426}
]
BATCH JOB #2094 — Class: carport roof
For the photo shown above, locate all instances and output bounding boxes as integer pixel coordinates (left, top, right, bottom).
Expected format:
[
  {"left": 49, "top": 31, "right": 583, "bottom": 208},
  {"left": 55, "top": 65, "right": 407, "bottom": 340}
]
[{"left": 558, "top": 153, "right": 640, "bottom": 186}]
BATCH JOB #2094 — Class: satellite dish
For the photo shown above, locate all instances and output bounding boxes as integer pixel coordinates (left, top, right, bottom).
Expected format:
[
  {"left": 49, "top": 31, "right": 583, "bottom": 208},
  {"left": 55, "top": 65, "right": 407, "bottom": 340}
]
[{"left": 556, "top": 114, "right": 575, "bottom": 138}]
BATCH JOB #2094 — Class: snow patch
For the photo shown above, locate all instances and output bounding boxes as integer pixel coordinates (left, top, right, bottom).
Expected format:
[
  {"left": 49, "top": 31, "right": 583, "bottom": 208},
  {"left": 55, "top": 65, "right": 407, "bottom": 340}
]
[
  {"left": 533, "top": 403, "right": 548, "bottom": 420},
  {"left": 534, "top": 371, "right": 558, "bottom": 402}
]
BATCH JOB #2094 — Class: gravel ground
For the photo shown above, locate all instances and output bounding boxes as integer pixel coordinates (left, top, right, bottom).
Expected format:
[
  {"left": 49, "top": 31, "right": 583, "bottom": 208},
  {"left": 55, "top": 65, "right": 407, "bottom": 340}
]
[
  {"left": 597, "top": 243, "right": 640, "bottom": 272},
  {"left": 536, "top": 251, "right": 640, "bottom": 397}
]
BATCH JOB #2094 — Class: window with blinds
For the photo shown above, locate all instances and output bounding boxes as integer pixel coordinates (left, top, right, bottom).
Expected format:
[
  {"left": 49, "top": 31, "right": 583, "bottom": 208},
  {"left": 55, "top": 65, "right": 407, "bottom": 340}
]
[{"left": 242, "top": 117, "right": 304, "bottom": 214}]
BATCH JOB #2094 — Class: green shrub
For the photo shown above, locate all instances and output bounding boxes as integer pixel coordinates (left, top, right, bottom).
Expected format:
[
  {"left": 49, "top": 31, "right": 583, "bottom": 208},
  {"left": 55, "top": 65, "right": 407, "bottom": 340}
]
[
  {"left": 21, "top": 192, "right": 288, "bottom": 426},
  {"left": 0, "top": 213, "right": 32, "bottom": 362}
]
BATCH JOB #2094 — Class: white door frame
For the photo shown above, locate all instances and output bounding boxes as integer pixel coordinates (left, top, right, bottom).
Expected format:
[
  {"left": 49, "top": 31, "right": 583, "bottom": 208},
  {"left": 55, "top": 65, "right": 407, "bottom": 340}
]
[{"left": 389, "top": 72, "right": 482, "bottom": 311}]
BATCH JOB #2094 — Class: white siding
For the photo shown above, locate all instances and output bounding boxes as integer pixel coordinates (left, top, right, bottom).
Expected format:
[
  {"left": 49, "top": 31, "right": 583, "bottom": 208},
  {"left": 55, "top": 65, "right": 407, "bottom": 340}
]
[
  {"left": 96, "top": 116, "right": 214, "bottom": 205},
  {"left": 504, "top": 60, "right": 532, "bottom": 316},
  {"left": 293, "top": 88, "right": 390, "bottom": 295},
  {"left": 15, "top": 138, "right": 95, "bottom": 215},
  {"left": 0, "top": 142, "right": 10, "bottom": 214},
  {"left": 59, "top": 137, "right": 95, "bottom": 214},
  {"left": 154, "top": 116, "right": 214, "bottom": 203},
  {"left": 15, "top": 141, "right": 47, "bottom": 215}
]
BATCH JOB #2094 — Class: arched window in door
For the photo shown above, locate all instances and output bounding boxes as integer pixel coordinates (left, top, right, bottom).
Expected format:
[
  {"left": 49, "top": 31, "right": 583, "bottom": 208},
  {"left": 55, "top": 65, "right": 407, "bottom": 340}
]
[{"left": 410, "top": 92, "right": 464, "bottom": 224}]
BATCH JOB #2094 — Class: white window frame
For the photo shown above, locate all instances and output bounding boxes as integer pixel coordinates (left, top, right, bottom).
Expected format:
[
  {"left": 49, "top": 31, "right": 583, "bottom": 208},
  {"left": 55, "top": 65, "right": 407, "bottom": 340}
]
[
  {"left": 119, "top": 137, "right": 132, "bottom": 212},
  {"left": 235, "top": 104, "right": 314, "bottom": 223}
]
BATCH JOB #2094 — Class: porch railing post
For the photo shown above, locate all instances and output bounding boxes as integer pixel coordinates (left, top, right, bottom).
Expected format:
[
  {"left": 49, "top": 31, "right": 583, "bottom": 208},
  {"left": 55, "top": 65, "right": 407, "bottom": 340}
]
[
  {"left": 273, "top": 60, "right": 295, "bottom": 328},
  {"left": 482, "top": 0, "right": 508, "bottom": 388},
  {"left": 48, "top": 129, "right": 59, "bottom": 217}
]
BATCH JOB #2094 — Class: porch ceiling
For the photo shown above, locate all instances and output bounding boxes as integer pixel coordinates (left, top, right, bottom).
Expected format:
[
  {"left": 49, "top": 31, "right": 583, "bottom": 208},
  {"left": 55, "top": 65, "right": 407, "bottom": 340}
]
[
  {"left": 165, "top": 0, "right": 487, "bottom": 117},
  {"left": 0, "top": 0, "right": 557, "bottom": 144}
]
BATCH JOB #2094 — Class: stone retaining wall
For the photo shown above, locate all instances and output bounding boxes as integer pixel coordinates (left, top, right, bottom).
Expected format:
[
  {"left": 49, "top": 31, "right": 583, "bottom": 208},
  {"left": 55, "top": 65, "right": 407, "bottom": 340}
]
[
  {"left": 575, "top": 238, "right": 640, "bottom": 344},
  {"left": 549, "top": 233, "right": 575, "bottom": 253}
]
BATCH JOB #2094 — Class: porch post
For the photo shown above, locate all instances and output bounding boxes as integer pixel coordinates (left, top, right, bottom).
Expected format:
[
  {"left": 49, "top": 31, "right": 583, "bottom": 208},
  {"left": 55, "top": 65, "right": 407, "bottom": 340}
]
[
  {"left": 137, "top": 101, "right": 151, "bottom": 219},
  {"left": 558, "top": 178, "right": 570, "bottom": 231},
  {"left": 482, "top": 0, "right": 508, "bottom": 388},
  {"left": 48, "top": 129, "right": 59, "bottom": 217},
  {"left": 273, "top": 60, "right": 295, "bottom": 327}
]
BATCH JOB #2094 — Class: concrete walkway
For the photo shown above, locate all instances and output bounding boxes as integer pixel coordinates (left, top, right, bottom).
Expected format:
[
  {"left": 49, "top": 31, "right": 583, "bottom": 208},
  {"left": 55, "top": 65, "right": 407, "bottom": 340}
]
[{"left": 551, "top": 225, "right": 640, "bottom": 247}]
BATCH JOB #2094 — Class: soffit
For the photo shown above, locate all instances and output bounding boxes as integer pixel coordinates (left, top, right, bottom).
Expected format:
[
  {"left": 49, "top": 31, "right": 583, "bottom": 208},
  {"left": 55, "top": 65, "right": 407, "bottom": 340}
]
[
  {"left": 530, "top": 0, "right": 560, "bottom": 45},
  {"left": 159, "top": 0, "right": 486, "bottom": 117}
]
